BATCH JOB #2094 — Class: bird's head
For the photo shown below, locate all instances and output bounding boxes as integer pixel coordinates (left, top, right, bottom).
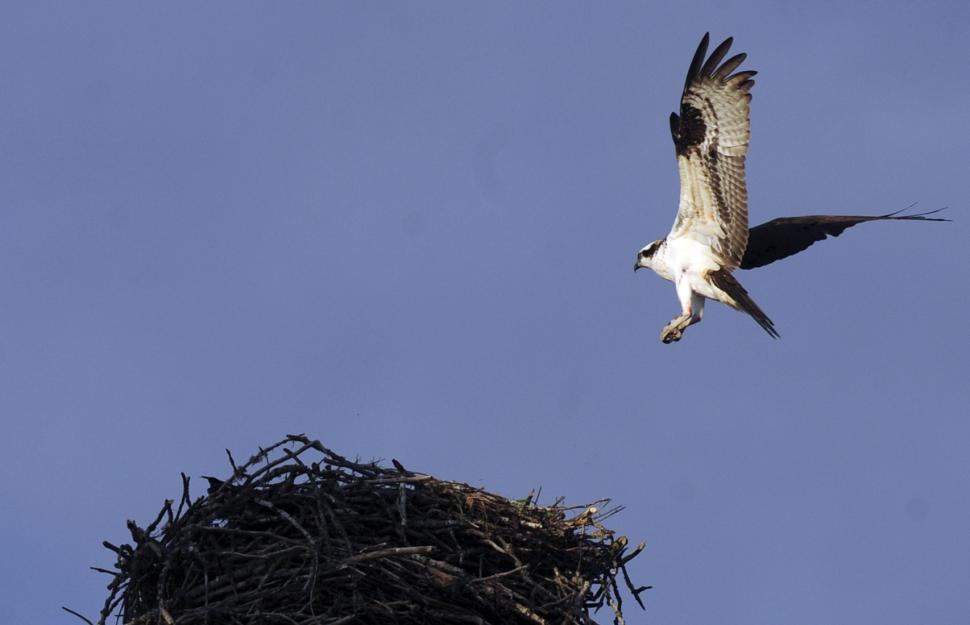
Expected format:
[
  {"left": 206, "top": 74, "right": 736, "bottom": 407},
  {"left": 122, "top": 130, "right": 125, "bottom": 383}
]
[{"left": 634, "top": 239, "right": 664, "bottom": 273}]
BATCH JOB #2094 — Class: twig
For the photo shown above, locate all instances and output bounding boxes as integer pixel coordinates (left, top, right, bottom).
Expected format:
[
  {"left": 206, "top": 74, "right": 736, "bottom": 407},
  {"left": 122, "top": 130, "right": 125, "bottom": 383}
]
[{"left": 61, "top": 606, "right": 95, "bottom": 625}]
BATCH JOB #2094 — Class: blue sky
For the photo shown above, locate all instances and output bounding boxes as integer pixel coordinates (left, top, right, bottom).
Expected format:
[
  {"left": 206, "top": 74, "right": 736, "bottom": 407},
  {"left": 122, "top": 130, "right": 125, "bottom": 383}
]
[{"left": 2, "top": 2, "right": 968, "bottom": 624}]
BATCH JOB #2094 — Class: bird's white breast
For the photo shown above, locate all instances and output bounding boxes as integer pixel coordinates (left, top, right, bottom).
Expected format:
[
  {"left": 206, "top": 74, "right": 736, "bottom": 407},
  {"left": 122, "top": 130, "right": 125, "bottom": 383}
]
[
  {"left": 663, "top": 236, "right": 722, "bottom": 276},
  {"left": 661, "top": 236, "right": 725, "bottom": 300}
]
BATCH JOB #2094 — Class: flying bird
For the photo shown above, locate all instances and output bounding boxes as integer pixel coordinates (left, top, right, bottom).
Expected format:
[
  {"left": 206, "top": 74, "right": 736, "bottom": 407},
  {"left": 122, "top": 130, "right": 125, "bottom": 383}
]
[{"left": 634, "top": 33, "right": 947, "bottom": 343}]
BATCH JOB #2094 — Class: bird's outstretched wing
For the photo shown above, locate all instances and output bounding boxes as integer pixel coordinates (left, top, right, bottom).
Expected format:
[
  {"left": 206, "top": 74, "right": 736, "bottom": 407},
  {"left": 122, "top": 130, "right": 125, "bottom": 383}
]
[
  {"left": 668, "top": 33, "right": 756, "bottom": 270},
  {"left": 740, "top": 207, "right": 949, "bottom": 270}
]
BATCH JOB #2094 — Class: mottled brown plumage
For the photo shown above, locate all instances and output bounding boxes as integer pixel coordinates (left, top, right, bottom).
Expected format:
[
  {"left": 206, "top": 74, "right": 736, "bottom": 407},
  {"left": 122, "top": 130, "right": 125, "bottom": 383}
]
[
  {"left": 669, "top": 33, "right": 755, "bottom": 271},
  {"left": 707, "top": 269, "right": 778, "bottom": 338}
]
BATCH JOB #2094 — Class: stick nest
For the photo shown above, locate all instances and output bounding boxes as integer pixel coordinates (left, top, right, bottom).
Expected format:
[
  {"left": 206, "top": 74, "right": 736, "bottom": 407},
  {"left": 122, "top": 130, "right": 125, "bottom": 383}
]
[{"left": 80, "top": 435, "right": 648, "bottom": 625}]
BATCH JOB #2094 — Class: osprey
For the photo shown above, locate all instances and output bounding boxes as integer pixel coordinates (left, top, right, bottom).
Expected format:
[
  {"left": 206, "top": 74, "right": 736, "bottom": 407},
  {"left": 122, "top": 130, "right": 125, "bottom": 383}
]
[{"left": 634, "top": 33, "right": 947, "bottom": 343}]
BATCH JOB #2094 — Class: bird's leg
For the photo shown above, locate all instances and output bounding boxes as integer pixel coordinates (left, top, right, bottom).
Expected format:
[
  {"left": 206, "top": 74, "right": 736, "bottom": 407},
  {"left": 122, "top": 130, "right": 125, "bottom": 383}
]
[
  {"left": 661, "top": 278, "right": 702, "bottom": 343},
  {"left": 688, "top": 291, "right": 705, "bottom": 326}
]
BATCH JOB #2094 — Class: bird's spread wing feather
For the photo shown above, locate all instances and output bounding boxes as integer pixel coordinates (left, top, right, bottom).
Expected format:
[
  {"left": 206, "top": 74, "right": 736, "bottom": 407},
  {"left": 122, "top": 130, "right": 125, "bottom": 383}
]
[
  {"left": 668, "top": 34, "right": 755, "bottom": 270},
  {"left": 740, "top": 207, "right": 949, "bottom": 269}
]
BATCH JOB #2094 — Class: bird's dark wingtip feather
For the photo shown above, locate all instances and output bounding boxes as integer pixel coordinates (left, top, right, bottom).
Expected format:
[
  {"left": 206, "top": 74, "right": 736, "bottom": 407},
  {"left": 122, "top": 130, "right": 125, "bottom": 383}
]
[
  {"left": 714, "top": 52, "right": 748, "bottom": 80},
  {"left": 685, "top": 33, "right": 711, "bottom": 91},
  {"left": 700, "top": 37, "right": 734, "bottom": 77},
  {"left": 883, "top": 204, "right": 951, "bottom": 221}
]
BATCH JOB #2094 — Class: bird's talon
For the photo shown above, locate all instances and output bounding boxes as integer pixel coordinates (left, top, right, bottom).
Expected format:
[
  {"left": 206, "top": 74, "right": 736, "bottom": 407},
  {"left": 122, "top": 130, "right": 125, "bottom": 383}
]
[{"left": 660, "top": 322, "right": 684, "bottom": 344}]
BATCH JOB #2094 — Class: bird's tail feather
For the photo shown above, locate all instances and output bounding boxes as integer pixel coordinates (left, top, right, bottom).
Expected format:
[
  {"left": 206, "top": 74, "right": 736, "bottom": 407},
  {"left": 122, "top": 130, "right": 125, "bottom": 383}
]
[{"left": 709, "top": 270, "right": 780, "bottom": 338}]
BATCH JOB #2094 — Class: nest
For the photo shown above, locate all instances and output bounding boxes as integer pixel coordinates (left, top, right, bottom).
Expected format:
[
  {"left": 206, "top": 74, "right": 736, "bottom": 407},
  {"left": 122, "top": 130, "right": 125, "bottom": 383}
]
[{"left": 70, "top": 435, "right": 648, "bottom": 625}]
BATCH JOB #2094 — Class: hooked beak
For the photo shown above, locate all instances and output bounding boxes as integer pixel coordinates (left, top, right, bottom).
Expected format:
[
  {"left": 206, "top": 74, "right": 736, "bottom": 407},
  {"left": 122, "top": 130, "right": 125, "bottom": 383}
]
[{"left": 633, "top": 262, "right": 641, "bottom": 272}]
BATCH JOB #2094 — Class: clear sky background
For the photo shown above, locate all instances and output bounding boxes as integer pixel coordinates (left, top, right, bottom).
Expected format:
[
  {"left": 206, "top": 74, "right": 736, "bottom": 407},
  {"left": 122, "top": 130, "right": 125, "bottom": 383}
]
[{"left": 2, "top": 2, "right": 968, "bottom": 624}]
